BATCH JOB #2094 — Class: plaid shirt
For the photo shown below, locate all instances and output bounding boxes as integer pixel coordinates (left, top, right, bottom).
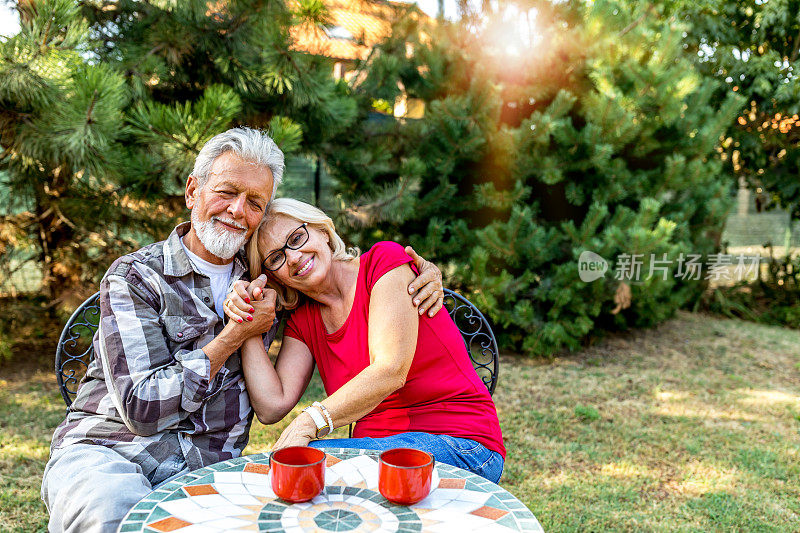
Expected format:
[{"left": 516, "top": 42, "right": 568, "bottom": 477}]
[{"left": 51, "top": 222, "right": 278, "bottom": 479}]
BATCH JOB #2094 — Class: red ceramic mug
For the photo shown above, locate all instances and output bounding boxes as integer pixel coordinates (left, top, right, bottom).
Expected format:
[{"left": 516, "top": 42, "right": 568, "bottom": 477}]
[
  {"left": 378, "top": 448, "right": 435, "bottom": 505},
  {"left": 270, "top": 446, "right": 326, "bottom": 503}
]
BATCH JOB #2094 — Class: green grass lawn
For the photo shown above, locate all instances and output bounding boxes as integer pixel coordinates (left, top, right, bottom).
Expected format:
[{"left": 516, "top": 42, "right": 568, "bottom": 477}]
[{"left": 2, "top": 311, "right": 799, "bottom": 531}]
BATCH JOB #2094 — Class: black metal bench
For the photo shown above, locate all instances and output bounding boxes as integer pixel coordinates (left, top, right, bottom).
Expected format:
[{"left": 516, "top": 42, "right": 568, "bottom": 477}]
[
  {"left": 441, "top": 288, "right": 499, "bottom": 395},
  {"left": 55, "top": 291, "right": 101, "bottom": 409},
  {"left": 55, "top": 288, "right": 500, "bottom": 409}
]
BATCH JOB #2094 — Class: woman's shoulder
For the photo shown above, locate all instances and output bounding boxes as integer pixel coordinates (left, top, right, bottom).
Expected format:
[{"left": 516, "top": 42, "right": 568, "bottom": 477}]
[
  {"left": 363, "top": 241, "right": 409, "bottom": 262},
  {"left": 362, "top": 241, "right": 415, "bottom": 291},
  {"left": 285, "top": 299, "right": 317, "bottom": 328}
]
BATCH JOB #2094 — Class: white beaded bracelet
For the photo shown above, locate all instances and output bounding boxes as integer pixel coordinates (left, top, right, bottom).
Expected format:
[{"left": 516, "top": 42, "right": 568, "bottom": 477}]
[
  {"left": 313, "top": 401, "right": 335, "bottom": 435},
  {"left": 302, "top": 405, "right": 327, "bottom": 436}
]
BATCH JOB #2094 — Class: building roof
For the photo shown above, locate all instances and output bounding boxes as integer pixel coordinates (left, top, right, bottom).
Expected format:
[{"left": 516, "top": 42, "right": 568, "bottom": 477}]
[{"left": 290, "top": 0, "right": 429, "bottom": 61}]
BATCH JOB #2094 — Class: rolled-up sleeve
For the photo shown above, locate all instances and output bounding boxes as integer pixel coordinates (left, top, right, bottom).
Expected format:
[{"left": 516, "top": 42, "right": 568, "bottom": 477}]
[{"left": 97, "top": 267, "right": 214, "bottom": 436}]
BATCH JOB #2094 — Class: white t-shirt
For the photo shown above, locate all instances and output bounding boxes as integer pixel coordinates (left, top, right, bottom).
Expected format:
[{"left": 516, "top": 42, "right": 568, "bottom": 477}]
[{"left": 180, "top": 238, "right": 234, "bottom": 319}]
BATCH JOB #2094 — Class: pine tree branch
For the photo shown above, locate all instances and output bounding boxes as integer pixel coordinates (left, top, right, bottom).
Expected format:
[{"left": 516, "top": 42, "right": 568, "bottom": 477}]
[
  {"left": 0, "top": 212, "right": 35, "bottom": 230},
  {"left": 343, "top": 178, "right": 414, "bottom": 225},
  {"left": 53, "top": 204, "right": 77, "bottom": 230},
  {"left": 146, "top": 44, "right": 166, "bottom": 57},
  {"left": 37, "top": 207, "right": 54, "bottom": 221},
  {"left": 85, "top": 90, "right": 98, "bottom": 124},
  {"left": 482, "top": 232, "right": 514, "bottom": 258},
  {"left": 414, "top": 183, "right": 450, "bottom": 212},
  {"left": 618, "top": 3, "right": 654, "bottom": 37},
  {"left": 790, "top": 29, "right": 800, "bottom": 64},
  {"left": 228, "top": 11, "right": 252, "bottom": 35},
  {"left": 41, "top": 19, "right": 52, "bottom": 48},
  {"left": 350, "top": 43, "right": 386, "bottom": 92},
  {"left": 275, "top": 46, "right": 304, "bottom": 79},
  {"left": 146, "top": 125, "right": 201, "bottom": 155},
  {"left": 346, "top": 179, "right": 409, "bottom": 214},
  {"left": 196, "top": 100, "right": 229, "bottom": 143}
]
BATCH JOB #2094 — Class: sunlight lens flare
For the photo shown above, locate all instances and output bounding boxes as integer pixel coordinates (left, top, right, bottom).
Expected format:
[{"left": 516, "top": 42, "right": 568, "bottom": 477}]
[{"left": 485, "top": 6, "right": 542, "bottom": 58}]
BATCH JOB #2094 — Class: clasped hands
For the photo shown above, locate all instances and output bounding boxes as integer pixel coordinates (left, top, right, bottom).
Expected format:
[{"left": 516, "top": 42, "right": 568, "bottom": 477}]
[
  {"left": 224, "top": 274, "right": 275, "bottom": 327},
  {"left": 222, "top": 274, "right": 277, "bottom": 344}
]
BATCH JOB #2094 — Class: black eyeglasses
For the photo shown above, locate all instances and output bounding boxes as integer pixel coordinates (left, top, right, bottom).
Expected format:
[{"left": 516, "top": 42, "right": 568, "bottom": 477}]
[{"left": 262, "top": 223, "right": 309, "bottom": 271}]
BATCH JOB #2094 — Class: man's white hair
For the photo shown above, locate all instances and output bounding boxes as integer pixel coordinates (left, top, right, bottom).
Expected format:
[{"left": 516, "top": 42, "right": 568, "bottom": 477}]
[{"left": 192, "top": 127, "right": 285, "bottom": 200}]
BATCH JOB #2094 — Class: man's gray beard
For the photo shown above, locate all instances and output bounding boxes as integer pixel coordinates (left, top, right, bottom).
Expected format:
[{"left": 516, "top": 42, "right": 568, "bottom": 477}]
[{"left": 190, "top": 210, "right": 248, "bottom": 260}]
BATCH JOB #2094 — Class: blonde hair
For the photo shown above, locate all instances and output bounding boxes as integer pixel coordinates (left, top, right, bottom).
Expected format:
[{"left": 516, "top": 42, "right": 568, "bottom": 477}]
[{"left": 247, "top": 198, "right": 359, "bottom": 310}]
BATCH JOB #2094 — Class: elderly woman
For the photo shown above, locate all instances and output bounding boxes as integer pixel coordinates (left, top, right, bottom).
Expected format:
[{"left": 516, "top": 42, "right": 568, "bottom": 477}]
[{"left": 224, "top": 198, "right": 505, "bottom": 482}]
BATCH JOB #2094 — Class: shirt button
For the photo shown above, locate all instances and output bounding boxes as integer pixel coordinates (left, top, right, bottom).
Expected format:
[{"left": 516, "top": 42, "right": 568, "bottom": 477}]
[
  {"left": 204, "top": 297, "right": 211, "bottom": 303},
  {"left": 177, "top": 332, "right": 184, "bottom": 338}
]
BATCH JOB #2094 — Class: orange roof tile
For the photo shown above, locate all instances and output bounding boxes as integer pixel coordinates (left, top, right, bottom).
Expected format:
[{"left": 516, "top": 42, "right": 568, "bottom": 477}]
[{"left": 290, "top": 0, "right": 430, "bottom": 61}]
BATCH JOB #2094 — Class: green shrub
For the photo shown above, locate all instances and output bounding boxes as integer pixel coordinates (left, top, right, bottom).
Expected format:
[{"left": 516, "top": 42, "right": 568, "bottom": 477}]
[{"left": 328, "top": 1, "right": 741, "bottom": 356}]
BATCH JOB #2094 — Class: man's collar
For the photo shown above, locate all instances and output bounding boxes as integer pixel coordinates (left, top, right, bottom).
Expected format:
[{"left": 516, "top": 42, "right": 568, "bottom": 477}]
[{"left": 162, "top": 221, "right": 249, "bottom": 278}]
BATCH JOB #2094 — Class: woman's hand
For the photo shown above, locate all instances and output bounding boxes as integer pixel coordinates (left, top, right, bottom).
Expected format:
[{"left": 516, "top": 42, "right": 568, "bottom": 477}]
[
  {"left": 272, "top": 412, "right": 317, "bottom": 451},
  {"left": 223, "top": 274, "right": 273, "bottom": 323},
  {"left": 405, "top": 246, "right": 444, "bottom": 318}
]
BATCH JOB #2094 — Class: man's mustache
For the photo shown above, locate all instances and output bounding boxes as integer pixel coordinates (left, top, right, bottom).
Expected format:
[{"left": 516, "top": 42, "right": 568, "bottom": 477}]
[{"left": 212, "top": 216, "right": 246, "bottom": 230}]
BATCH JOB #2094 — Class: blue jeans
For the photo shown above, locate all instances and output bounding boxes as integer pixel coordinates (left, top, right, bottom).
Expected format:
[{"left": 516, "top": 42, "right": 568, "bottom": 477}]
[{"left": 310, "top": 432, "right": 504, "bottom": 483}]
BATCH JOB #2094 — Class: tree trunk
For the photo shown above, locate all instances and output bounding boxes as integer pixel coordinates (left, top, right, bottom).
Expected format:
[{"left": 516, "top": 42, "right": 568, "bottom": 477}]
[{"left": 33, "top": 174, "right": 75, "bottom": 303}]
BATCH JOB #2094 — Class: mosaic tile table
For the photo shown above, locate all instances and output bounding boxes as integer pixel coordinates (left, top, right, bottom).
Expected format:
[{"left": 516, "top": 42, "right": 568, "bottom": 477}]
[{"left": 118, "top": 448, "right": 543, "bottom": 533}]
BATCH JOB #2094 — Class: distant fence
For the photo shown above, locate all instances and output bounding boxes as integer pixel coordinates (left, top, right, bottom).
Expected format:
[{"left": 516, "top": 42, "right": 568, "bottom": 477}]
[
  {"left": 722, "top": 211, "right": 800, "bottom": 250},
  {"left": 278, "top": 155, "right": 337, "bottom": 211}
]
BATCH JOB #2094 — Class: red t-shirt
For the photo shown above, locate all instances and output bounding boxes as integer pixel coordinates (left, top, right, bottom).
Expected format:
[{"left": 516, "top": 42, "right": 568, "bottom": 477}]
[{"left": 284, "top": 241, "right": 506, "bottom": 458}]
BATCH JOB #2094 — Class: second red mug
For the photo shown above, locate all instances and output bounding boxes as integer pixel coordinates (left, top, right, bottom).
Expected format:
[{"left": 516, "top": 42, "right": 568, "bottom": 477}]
[
  {"left": 378, "top": 448, "right": 435, "bottom": 505},
  {"left": 270, "top": 446, "right": 326, "bottom": 503}
]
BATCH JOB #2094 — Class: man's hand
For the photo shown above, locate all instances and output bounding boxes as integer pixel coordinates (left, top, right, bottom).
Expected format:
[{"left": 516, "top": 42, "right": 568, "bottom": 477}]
[
  {"left": 203, "top": 276, "right": 277, "bottom": 378},
  {"left": 225, "top": 275, "right": 268, "bottom": 315},
  {"left": 222, "top": 282, "right": 277, "bottom": 344},
  {"left": 224, "top": 275, "right": 271, "bottom": 323},
  {"left": 271, "top": 412, "right": 317, "bottom": 451},
  {"left": 405, "top": 246, "right": 444, "bottom": 317}
]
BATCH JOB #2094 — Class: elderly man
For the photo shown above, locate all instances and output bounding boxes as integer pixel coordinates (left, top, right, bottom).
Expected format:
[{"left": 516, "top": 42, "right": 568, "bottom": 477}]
[{"left": 41, "top": 127, "right": 444, "bottom": 533}]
